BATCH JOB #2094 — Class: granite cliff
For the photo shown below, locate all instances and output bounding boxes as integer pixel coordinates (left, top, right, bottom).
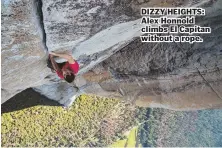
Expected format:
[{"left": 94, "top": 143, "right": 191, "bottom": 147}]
[{"left": 2, "top": 0, "right": 222, "bottom": 110}]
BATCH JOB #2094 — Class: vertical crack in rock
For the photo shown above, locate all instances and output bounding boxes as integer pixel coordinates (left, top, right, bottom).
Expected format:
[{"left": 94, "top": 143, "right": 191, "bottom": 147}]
[
  {"left": 33, "top": 0, "right": 48, "bottom": 51},
  {"left": 196, "top": 67, "right": 222, "bottom": 101}
]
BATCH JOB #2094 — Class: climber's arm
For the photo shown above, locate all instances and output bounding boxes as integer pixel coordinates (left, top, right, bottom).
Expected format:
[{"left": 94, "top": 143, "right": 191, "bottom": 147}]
[
  {"left": 49, "top": 52, "right": 75, "bottom": 64},
  {"left": 49, "top": 54, "right": 62, "bottom": 72}
]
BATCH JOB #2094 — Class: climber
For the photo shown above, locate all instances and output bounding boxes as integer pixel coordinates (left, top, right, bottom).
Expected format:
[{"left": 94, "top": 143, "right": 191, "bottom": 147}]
[{"left": 47, "top": 51, "right": 79, "bottom": 83}]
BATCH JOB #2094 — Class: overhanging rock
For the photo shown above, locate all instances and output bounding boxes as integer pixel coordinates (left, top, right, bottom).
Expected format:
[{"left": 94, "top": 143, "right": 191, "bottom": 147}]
[{"left": 2, "top": 0, "right": 222, "bottom": 111}]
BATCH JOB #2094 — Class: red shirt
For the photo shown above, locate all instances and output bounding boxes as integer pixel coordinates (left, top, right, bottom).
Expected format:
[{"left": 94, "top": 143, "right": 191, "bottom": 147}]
[{"left": 56, "top": 61, "right": 79, "bottom": 79}]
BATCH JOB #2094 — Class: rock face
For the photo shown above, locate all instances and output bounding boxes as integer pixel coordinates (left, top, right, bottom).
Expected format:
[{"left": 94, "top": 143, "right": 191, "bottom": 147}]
[
  {"left": 41, "top": 0, "right": 138, "bottom": 53},
  {"left": 33, "top": 82, "right": 80, "bottom": 107},
  {"left": 1, "top": 0, "right": 48, "bottom": 103},
  {"left": 1, "top": 0, "right": 222, "bottom": 110}
]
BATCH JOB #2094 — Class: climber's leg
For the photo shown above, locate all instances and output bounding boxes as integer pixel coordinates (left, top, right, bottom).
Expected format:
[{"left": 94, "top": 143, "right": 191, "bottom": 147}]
[
  {"left": 47, "top": 56, "right": 56, "bottom": 73},
  {"left": 47, "top": 56, "right": 66, "bottom": 73},
  {"left": 57, "top": 62, "right": 66, "bottom": 69}
]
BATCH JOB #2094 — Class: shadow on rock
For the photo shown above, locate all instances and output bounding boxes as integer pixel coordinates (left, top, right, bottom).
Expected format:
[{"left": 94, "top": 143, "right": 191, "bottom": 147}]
[{"left": 1, "top": 88, "right": 61, "bottom": 114}]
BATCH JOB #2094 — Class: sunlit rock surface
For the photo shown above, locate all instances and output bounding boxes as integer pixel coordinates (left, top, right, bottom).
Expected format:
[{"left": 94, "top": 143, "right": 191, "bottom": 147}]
[
  {"left": 1, "top": 0, "right": 48, "bottom": 103},
  {"left": 1, "top": 0, "right": 222, "bottom": 110},
  {"left": 77, "top": 0, "right": 222, "bottom": 110},
  {"left": 33, "top": 82, "right": 80, "bottom": 107}
]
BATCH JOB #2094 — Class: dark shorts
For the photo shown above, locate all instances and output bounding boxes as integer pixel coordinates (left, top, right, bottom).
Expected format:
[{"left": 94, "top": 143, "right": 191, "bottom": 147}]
[{"left": 47, "top": 57, "right": 66, "bottom": 71}]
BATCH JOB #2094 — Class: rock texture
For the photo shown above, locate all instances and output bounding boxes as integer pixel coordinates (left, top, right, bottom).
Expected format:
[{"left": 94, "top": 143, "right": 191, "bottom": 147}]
[
  {"left": 33, "top": 82, "right": 80, "bottom": 107},
  {"left": 1, "top": 0, "right": 48, "bottom": 103},
  {"left": 82, "top": 0, "right": 222, "bottom": 110},
  {"left": 1, "top": 0, "right": 222, "bottom": 110},
  {"left": 42, "top": 0, "right": 136, "bottom": 52}
]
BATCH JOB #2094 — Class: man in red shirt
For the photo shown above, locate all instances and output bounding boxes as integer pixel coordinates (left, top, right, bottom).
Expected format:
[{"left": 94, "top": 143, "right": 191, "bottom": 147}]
[{"left": 48, "top": 52, "right": 79, "bottom": 83}]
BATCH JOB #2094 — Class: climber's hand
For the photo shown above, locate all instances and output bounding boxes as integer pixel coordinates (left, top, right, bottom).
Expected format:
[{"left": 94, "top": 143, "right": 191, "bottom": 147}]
[
  {"left": 49, "top": 51, "right": 57, "bottom": 56},
  {"left": 48, "top": 51, "right": 75, "bottom": 64},
  {"left": 49, "top": 54, "right": 54, "bottom": 58}
]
